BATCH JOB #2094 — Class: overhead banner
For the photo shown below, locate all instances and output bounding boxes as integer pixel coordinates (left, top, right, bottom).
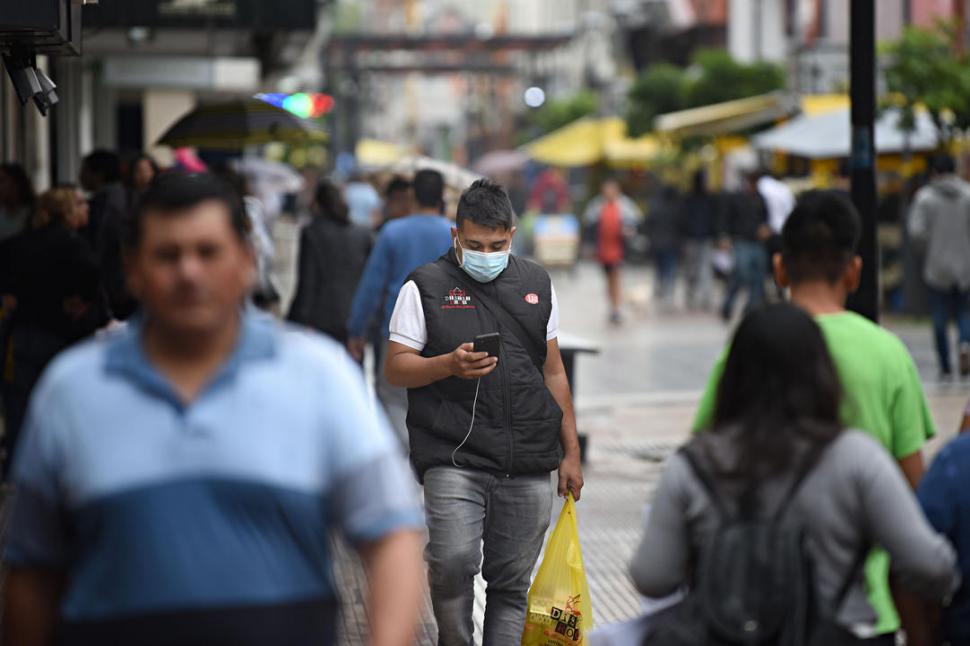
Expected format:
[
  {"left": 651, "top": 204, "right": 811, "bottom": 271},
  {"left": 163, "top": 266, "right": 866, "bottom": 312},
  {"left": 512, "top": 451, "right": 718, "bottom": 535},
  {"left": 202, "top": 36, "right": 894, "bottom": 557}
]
[{"left": 83, "top": 0, "right": 316, "bottom": 30}]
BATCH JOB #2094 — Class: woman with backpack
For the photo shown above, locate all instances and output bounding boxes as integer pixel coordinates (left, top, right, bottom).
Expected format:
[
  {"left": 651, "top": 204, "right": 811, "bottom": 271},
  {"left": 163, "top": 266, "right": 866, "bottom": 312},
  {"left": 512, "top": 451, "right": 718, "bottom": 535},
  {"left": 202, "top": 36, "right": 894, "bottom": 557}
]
[{"left": 630, "top": 303, "right": 959, "bottom": 645}]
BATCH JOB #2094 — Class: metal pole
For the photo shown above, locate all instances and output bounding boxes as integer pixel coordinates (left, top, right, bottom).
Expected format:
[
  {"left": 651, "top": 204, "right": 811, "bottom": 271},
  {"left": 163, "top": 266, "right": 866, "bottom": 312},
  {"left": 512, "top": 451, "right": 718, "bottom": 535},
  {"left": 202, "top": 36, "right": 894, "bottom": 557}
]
[{"left": 847, "top": 0, "right": 879, "bottom": 322}]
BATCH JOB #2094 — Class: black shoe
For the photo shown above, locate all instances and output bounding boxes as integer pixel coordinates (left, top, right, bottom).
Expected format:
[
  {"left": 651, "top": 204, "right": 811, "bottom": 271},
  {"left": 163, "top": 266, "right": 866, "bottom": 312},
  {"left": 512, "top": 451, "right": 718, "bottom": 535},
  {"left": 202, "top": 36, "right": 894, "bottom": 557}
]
[{"left": 960, "top": 343, "right": 970, "bottom": 377}]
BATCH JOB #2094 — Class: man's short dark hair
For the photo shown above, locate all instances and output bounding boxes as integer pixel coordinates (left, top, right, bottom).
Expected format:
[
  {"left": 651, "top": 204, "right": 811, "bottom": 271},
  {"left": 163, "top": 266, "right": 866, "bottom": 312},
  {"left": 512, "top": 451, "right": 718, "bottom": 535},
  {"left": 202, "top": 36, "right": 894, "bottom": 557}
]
[
  {"left": 781, "top": 190, "right": 861, "bottom": 284},
  {"left": 126, "top": 173, "right": 248, "bottom": 249},
  {"left": 456, "top": 179, "right": 516, "bottom": 231},
  {"left": 82, "top": 150, "right": 122, "bottom": 183},
  {"left": 931, "top": 153, "right": 956, "bottom": 175},
  {"left": 412, "top": 169, "right": 444, "bottom": 210},
  {"left": 385, "top": 176, "right": 411, "bottom": 197}
]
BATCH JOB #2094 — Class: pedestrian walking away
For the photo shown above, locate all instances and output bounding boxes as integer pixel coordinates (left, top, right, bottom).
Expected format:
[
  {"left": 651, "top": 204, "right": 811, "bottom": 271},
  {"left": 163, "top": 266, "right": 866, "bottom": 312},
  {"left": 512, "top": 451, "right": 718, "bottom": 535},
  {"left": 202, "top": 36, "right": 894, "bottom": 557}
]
[
  {"left": 385, "top": 178, "right": 584, "bottom": 646},
  {"left": 346, "top": 169, "right": 453, "bottom": 443},
  {"left": 288, "top": 178, "right": 372, "bottom": 346},
  {"left": 907, "top": 153, "right": 970, "bottom": 379},
  {"left": 637, "top": 304, "right": 958, "bottom": 645},
  {"left": 682, "top": 170, "right": 718, "bottom": 311},
  {"left": 2, "top": 173, "right": 425, "bottom": 646},
  {"left": 719, "top": 172, "right": 771, "bottom": 321},
  {"left": 695, "top": 190, "right": 939, "bottom": 639},
  {"left": 584, "top": 178, "right": 641, "bottom": 324}
]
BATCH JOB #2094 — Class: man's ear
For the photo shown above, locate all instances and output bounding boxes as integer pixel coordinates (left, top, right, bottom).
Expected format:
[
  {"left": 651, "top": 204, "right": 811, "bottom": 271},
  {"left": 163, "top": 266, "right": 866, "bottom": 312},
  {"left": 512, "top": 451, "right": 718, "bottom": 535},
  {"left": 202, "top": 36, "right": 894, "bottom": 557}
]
[
  {"left": 772, "top": 253, "right": 790, "bottom": 288},
  {"left": 844, "top": 255, "right": 863, "bottom": 294}
]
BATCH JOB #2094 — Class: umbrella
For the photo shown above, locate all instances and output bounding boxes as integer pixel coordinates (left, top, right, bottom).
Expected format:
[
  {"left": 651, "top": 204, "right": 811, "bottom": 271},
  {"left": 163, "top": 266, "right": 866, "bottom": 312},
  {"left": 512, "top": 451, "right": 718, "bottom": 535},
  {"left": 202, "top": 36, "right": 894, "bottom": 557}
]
[
  {"left": 753, "top": 107, "right": 940, "bottom": 159},
  {"left": 473, "top": 149, "right": 529, "bottom": 176},
  {"left": 156, "top": 98, "right": 327, "bottom": 149}
]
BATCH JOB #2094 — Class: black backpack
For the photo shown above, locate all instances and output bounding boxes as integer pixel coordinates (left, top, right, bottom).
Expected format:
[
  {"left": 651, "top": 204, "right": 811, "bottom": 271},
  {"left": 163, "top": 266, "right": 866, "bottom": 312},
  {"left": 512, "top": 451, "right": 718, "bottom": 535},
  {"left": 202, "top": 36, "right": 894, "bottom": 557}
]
[{"left": 643, "top": 443, "right": 867, "bottom": 646}]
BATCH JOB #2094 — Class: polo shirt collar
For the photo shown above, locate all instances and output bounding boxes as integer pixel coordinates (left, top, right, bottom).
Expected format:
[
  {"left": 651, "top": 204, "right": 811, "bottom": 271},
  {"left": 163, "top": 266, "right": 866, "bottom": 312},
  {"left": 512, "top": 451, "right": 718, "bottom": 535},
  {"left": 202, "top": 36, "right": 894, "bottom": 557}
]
[{"left": 105, "top": 306, "right": 276, "bottom": 405}]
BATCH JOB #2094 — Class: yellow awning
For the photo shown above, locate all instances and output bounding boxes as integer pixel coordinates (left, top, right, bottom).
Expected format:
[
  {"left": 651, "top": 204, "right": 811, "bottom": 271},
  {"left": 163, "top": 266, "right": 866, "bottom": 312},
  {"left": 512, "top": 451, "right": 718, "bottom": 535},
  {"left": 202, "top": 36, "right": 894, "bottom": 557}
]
[
  {"left": 356, "top": 138, "right": 406, "bottom": 167},
  {"left": 655, "top": 93, "right": 800, "bottom": 138},
  {"left": 522, "top": 117, "right": 660, "bottom": 168},
  {"left": 800, "top": 94, "right": 849, "bottom": 117}
]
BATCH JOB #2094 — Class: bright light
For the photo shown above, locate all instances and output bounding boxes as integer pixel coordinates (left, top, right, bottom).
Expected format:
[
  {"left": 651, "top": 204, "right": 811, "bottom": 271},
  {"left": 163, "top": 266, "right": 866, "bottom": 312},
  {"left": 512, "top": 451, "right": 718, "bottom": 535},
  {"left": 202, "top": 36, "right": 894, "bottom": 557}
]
[
  {"left": 524, "top": 86, "right": 546, "bottom": 108},
  {"left": 256, "top": 92, "right": 335, "bottom": 118}
]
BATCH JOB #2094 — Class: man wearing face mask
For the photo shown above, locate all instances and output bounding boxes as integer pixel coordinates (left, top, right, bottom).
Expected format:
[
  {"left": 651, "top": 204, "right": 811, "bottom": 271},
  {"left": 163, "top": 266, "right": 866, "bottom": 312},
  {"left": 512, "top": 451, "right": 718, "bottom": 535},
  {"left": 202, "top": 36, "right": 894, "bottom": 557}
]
[{"left": 385, "top": 179, "right": 584, "bottom": 646}]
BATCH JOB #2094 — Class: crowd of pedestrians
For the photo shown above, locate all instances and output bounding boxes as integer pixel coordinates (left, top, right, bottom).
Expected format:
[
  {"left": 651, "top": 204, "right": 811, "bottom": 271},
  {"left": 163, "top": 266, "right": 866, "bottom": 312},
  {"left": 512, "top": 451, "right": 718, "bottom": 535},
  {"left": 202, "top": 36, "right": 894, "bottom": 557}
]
[{"left": 1, "top": 152, "right": 970, "bottom": 646}]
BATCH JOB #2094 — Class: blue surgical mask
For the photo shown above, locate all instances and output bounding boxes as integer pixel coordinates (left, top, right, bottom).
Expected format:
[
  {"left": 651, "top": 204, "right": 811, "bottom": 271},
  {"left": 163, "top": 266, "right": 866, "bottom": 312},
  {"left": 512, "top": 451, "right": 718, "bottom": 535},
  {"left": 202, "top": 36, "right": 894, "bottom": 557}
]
[{"left": 456, "top": 237, "right": 510, "bottom": 283}]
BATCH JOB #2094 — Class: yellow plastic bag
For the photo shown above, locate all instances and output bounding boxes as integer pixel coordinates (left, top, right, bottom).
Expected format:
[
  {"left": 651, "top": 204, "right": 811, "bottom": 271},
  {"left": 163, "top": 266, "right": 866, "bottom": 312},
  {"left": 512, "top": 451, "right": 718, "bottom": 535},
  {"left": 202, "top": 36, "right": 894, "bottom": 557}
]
[{"left": 521, "top": 493, "right": 593, "bottom": 646}]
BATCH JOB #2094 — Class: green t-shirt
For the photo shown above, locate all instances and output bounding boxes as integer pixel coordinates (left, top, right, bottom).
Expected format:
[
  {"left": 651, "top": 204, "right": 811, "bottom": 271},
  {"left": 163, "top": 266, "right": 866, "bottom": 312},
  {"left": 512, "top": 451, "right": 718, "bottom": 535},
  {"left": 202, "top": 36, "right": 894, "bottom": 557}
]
[{"left": 693, "top": 311, "right": 937, "bottom": 634}]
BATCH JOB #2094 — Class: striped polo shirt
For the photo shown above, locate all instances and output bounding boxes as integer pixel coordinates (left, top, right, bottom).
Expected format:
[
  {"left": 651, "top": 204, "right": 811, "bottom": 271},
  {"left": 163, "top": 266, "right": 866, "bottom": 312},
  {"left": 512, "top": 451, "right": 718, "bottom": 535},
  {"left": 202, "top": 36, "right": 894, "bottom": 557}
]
[{"left": 4, "top": 309, "right": 423, "bottom": 645}]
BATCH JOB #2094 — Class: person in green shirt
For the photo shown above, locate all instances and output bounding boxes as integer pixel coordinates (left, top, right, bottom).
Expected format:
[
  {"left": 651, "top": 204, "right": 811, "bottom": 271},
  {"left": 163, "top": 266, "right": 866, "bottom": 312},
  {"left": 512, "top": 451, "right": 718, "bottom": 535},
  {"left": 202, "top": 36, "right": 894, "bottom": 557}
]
[{"left": 693, "top": 190, "right": 936, "bottom": 639}]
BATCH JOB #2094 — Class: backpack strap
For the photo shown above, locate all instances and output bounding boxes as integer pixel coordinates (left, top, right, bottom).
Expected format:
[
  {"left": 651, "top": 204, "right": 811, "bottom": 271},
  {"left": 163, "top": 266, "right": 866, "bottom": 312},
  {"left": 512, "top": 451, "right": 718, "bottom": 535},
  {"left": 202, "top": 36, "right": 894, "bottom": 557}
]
[
  {"left": 831, "top": 547, "right": 869, "bottom": 614},
  {"left": 680, "top": 446, "right": 731, "bottom": 523},
  {"left": 771, "top": 440, "right": 832, "bottom": 523}
]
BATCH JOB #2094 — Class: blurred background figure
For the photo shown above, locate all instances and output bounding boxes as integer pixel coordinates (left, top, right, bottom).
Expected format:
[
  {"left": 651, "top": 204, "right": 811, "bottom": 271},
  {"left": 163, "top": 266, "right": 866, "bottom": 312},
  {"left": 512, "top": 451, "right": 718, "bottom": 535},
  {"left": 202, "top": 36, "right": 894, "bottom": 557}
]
[
  {"left": 528, "top": 167, "right": 571, "bottom": 214},
  {"left": 288, "top": 179, "right": 372, "bottom": 346},
  {"left": 719, "top": 172, "right": 771, "bottom": 322},
  {"left": 683, "top": 170, "right": 718, "bottom": 311},
  {"left": 381, "top": 176, "right": 413, "bottom": 227},
  {"left": 0, "top": 163, "right": 35, "bottom": 243},
  {"left": 585, "top": 178, "right": 641, "bottom": 324},
  {"left": 1, "top": 186, "right": 104, "bottom": 475},
  {"left": 646, "top": 184, "right": 684, "bottom": 311},
  {"left": 345, "top": 171, "right": 382, "bottom": 229},
  {"left": 907, "top": 153, "right": 970, "bottom": 379},
  {"left": 126, "top": 153, "right": 160, "bottom": 209}
]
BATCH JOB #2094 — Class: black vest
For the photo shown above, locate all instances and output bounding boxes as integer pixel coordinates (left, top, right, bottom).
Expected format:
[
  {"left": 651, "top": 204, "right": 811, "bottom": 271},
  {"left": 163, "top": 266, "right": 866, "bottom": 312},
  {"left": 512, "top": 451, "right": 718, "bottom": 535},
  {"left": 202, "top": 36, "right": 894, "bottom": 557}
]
[{"left": 406, "top": 251, "right": 563, "bottom": 480}]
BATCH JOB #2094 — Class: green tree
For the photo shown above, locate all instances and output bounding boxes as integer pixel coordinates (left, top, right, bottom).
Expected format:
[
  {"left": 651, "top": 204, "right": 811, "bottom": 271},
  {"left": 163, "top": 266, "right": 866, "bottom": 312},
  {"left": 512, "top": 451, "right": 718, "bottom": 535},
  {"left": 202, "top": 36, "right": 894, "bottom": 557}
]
[
  {"left": 625, "top": 64, "right": 687, "bottom": 137},
  {"left": 882, "top": 24, "right": 970, "bottom": 144},
  {"left": 528, "top": 90, "right": 599, "bottom": 136},
  {"left": 685, "top": 49, "right": 785, "bottom": 108}
]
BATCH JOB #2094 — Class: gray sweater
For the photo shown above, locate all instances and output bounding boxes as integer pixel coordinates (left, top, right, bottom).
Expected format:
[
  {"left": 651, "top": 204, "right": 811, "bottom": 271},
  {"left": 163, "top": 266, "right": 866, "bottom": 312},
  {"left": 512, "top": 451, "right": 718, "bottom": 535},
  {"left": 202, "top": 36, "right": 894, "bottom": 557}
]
[
  {"left": 908, "top": 175, "right": 970, "bottom": 291},
  {"left": 630, "top": 430, "right": 959, "bottom": 633}
]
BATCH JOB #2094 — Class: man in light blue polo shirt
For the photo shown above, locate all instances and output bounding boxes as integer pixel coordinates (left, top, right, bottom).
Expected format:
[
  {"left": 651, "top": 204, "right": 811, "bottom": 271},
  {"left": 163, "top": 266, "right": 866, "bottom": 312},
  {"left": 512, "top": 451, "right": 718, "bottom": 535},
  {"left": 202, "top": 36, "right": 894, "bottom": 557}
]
[{"left": 3, "top": 173, "right": 425, "bottom": 646}]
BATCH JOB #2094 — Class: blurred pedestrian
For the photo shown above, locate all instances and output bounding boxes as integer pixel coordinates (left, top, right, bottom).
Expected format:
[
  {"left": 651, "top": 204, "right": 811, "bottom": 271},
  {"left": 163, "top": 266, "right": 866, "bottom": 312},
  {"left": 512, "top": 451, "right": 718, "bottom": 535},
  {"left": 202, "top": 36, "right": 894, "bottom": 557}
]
[
  {"left": 2, "top": 173, "right": 425, "bottom": 646},
  {"left": 288, "top": 179, "right": 372, "bottom": 346},
  {"left": 381, "top": 176, "right": 412, "bottom": 226},
  {"left": 126, "top": 152, "right": 159, "bottom": 208},
  {"left": 80, "top": 150, "right": 136, "bottom": 320},
  {"left": 718, "top": 172, "right": 771, "bottom": 321},
  {"left": 345, "top": 171, "right": 382, "bottom": 229},
  {"left": 907, "top": 153, "right": 970, "bottom": 379},
  {"left": 527, "top": 167, "right": 570, "bottom": 214},
  {"left": 917, "top": 427, "right": 970, "bottom": 646},
  {"left": 0, "top": 163, "right": 35, "bottom": 242},
  {"left": 346, "top": 169, "right": 453, "bottom": 442},
  {"left": 647, "top": 184, "right": 684, "bottom": 310},
  {"left": 696, "top": 191, "right": 939, "bottom": 639},
  {"left": 639, "top": 303, "right": 958, "bottom": 645},
  {"left": 584, "top": 178, "right": 641, "bottom": 324},
  {"left": 385, "top": 179, "right": 583, "bottom": 646},
  {"left": 1, "top": 186, "right": 104, "bottom": 475},
  {"left": 682, "top": 170, "right": 718, "bottom": 311}
]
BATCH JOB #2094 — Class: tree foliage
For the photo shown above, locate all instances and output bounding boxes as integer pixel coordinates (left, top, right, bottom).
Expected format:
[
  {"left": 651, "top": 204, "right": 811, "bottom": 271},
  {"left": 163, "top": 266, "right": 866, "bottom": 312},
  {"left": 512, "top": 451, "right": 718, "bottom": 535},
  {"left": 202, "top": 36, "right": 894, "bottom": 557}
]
[
  {"left": 528, "top": 90, "right": 599, "bottom": 136},
  {"left": 882, "top": 24, "right": 970, "bottom": 143},
  {"left": 625, "top": 50, "right": 785, "bottom": 137}
]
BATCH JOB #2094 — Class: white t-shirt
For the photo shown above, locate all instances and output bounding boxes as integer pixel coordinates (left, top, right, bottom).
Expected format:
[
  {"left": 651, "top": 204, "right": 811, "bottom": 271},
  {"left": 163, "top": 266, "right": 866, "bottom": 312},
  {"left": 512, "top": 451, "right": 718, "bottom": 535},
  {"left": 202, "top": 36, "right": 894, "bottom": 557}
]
[{"left": 389, "top": 280, "right": 559, "bottom": 352}]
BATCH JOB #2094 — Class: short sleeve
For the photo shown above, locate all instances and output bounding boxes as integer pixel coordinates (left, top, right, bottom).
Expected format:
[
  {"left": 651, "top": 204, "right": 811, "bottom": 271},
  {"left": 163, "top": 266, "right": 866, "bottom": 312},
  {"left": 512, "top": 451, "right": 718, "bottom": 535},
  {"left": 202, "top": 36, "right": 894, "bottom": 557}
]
[
  {"left": 388, "top": 280, "right": 427, "bottom": 351},
  {"left": 889, "top": 345, "right": 937, "bottom": 458},
  {"left": 323, "top": 351, "right": 423, "bottom": 544},
  {"left": 3, "top": 385, "right": 70, "bottom": 568},
  {"left": 547, "top": 283, "right": 559, "bottom": 341}
]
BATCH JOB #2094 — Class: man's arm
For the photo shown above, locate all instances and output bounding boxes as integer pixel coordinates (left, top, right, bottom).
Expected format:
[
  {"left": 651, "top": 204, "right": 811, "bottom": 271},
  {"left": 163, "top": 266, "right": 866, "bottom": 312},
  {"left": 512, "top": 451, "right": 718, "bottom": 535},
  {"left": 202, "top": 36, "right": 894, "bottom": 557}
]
[
  {"left": 384, "top": 341, "right": 497, "bottom": 389},
  {"left": 346, "top": 233, "right": 392, "bottom": 359},
  {"left": 544, "top": 339, "right": 584, "bottom": 501},
  {"left": 897, "top": 451, "right": 925, "bottom": 490},
  {"left": 359, "top": 530, "right": 424, "bottom": 646},
  {"left": 3, "top": 568, "right": 65, "bottom": 646}
]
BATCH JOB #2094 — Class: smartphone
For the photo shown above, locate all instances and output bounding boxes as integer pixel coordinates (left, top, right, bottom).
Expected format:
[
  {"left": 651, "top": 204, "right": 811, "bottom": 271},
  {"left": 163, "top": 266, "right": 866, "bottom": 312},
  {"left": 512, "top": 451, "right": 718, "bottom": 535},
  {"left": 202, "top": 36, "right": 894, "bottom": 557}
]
[{"left": 473, "top": 332, "right": 502, "bottom": 357}]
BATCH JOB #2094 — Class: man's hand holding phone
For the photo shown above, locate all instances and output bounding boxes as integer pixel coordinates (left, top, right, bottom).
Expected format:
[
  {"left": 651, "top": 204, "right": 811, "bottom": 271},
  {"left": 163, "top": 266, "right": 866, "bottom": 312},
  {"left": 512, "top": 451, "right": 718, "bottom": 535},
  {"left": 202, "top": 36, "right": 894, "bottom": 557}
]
[{"left": 449, "top": 343, "right": 498, "bottom": 379}]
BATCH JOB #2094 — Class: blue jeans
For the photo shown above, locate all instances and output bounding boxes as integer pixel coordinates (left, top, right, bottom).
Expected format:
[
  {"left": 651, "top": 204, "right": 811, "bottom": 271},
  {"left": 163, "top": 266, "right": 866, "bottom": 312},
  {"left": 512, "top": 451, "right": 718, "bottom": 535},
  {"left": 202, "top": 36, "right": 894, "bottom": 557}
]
[
  {"left": 423, "top": 466, "right": 553, "bottom": 646},
  {"left": 927, "top": 286, "right": 970, "bottom": 373},
  {"left": 722, "top": 241, "right": 767, "bottom": 319}
]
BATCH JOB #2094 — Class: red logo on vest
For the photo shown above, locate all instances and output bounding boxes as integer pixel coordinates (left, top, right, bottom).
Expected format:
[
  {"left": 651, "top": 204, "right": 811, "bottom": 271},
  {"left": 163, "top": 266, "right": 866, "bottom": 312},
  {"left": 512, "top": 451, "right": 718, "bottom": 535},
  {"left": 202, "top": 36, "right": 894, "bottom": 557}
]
[{"left": 525, "top": 293, "right": 540, "bottom": 305}]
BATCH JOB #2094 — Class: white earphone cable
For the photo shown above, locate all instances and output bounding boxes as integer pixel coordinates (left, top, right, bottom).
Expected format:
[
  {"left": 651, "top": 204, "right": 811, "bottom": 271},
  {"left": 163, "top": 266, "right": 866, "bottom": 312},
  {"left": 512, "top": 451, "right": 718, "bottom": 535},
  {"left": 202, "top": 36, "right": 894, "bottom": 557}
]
[{"left": 451, "top": 377, "right": 482, "bottom": 468}]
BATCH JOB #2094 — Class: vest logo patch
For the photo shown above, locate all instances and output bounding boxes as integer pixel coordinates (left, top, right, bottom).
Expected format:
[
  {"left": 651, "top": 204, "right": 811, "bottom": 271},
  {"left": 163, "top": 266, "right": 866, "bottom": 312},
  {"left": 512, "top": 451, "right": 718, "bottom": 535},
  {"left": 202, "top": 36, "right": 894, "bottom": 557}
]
[
  {"left": 442, "top": 287, "right": 475, "bottom": 310},
  {"left": 524, "top": 293, "right": 539, "bottom": 305}
]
